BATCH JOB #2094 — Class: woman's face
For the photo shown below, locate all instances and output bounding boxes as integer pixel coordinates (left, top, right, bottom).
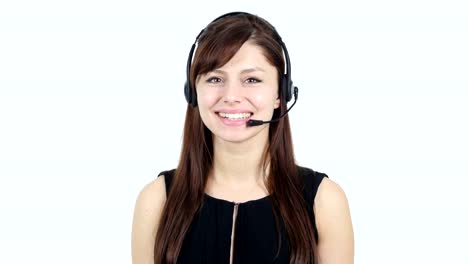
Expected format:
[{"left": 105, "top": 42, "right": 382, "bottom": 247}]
[{"left": 195, "top": 40, "right": 281, "bottom": 144}]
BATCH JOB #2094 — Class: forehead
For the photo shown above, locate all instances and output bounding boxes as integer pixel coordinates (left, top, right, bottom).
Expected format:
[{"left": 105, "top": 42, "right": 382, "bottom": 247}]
[{"left": 215, "top": 41, "right": 276, "bottom": 72}]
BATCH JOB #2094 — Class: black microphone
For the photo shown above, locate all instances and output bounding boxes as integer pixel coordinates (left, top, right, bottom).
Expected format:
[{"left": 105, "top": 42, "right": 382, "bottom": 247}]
[{"left": 247, "top": 87, "right": 299, "bottom": 127}]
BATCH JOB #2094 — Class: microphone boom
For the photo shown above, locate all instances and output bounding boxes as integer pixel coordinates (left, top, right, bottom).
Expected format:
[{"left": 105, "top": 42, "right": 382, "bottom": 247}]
[{"left": 246, "top": 87, "right": 299, "bottom": 127}]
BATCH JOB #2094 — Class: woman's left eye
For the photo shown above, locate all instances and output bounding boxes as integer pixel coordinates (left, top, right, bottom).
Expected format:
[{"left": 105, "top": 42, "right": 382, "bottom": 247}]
[
  {"left": 206, "top": 77, "right": 222, "bottom": 83},
  {"left": 246, "top": 78, "right": 261, "bottom": 84}
]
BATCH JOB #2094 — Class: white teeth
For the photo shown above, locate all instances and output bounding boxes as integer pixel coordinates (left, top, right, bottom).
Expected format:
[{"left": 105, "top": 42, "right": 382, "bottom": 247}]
[{"left": 218, "top": 112, "right": 251, "bottom": 120}]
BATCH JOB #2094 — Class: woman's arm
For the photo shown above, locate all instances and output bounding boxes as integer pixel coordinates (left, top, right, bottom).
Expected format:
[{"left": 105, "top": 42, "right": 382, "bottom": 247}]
[
  {"left": 315, "top": 178, "right": 355, "bottom": 264},
  {"left": 131, "top": 176, "right": 167, "bottom": 264}
]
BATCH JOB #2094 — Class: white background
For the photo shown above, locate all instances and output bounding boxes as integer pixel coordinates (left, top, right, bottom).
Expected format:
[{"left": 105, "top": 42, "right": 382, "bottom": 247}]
[{"left": 1, "top": 0, "right": 467, "bottom": 263}]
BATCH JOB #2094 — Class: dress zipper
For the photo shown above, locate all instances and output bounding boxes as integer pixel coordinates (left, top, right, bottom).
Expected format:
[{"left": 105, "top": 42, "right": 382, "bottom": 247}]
[{"left": 230, "top": 203, "right": 240, "bottom": 264}]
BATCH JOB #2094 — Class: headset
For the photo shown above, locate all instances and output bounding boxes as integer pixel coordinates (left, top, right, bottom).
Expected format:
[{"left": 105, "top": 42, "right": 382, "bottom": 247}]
[{"left": 183, "top": 11, "right": 299, "bottom": 126}]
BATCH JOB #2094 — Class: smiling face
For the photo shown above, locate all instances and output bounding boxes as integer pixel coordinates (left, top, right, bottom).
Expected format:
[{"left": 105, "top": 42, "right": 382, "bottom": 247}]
[{"left": 195, "top": 40, "right": 281, "bottom": 144}]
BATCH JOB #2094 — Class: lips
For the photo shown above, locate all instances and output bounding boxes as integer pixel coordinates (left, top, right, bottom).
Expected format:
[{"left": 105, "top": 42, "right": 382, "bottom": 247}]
[{"left": 214, "top": 110, "right": 254, "bottom": 126}]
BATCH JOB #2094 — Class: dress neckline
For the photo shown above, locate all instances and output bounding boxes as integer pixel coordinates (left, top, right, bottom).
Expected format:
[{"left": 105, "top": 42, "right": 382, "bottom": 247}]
[{"left": 204, "top": 192, "right": 271, "bottom": 205}]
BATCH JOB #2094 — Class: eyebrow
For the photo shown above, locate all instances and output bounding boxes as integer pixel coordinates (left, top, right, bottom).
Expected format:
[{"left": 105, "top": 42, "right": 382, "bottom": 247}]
[{"left": 211, "top": 67, "right": 266, "bottom": 75}]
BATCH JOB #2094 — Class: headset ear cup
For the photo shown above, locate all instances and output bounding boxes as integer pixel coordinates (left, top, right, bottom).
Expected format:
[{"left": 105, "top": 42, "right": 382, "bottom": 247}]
[
  {"left": 184, "top": 81, "right": 191, "bottom": 104},
  {"left": 192, "top": 89, "right": 197, "bottom": 107},
  {"left": 184, "top": 81, "right": 197, "bottom": 107},
  {"left": 281, "top": 75, "right": 292, "bottom": 103},
  {"left": 281, "top": 76, "right": 287, "bottom": 103},
  {"left": 287, "top": 80, "right": 293, "bottom": 102}
]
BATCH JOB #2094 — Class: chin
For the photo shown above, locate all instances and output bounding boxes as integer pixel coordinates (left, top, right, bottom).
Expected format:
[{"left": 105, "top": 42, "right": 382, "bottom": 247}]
[
  {"left": 213, "top": 130, "right": 249, "bottom": 143},
  {"left": 212, "top": 126, "right": 268, "bottom": 145}
]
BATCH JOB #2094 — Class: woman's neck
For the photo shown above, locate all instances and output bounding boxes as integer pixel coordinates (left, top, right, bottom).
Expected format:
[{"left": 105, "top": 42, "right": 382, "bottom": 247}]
[{"left": 210, "top": 136, "right": 269, "bottom": 188}]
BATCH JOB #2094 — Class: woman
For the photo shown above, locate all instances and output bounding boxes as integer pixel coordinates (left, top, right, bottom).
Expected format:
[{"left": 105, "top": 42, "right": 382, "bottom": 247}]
[{"left": 132, "top": 12, "right": 354, "bottom": 264}]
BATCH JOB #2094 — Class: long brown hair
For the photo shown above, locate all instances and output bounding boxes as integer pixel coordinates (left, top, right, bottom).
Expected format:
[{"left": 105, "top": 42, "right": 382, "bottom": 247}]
[{"left": 154, "top": 13, "right": 317, "bottom": 263}]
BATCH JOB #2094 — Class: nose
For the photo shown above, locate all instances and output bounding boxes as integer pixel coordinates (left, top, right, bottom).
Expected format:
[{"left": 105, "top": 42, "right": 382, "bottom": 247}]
[{"left": 222, "top": 81, "right": 243, "bottom": 104}]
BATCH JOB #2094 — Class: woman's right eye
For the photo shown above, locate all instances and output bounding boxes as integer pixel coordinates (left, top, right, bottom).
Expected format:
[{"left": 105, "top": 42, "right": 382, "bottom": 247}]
[{"left": 206, "top": 77, "right": 222, "bottom": 83}]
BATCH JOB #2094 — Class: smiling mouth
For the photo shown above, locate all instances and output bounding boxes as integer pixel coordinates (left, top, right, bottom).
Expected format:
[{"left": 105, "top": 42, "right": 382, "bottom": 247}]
[{"left": 216, "top": 112, "right": 253, "bottom": 120}]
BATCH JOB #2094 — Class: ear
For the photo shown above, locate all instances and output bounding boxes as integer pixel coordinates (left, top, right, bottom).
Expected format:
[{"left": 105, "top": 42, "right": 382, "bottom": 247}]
[{"left": 274, "top": 97, "right": 280, "bottom": 109}]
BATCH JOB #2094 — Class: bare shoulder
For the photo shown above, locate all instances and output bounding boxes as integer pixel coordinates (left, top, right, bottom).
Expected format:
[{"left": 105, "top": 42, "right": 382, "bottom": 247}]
[
  {"left": 315, "top": 177, "right": 355, "bottom": 263},
  {"left": 131, "top": 175, "right": 167, "bottom": 264},
  {"left": 135, "top": 175, "right": 167, "bottom": 209},
  {"left": 315, "top": 177, "right": 348, "bottom": 208}
]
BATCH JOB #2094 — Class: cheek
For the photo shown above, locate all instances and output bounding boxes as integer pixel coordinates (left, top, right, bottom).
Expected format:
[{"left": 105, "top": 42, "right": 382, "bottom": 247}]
[
  {"left": 197, "top": 92, "right": 221, "bottom": 123},
  {"left": 251, "top": 89, "right": 279, "bottom": 108},
  {"left": 197, "top": 89, "right": 219, "bottom": 108}
]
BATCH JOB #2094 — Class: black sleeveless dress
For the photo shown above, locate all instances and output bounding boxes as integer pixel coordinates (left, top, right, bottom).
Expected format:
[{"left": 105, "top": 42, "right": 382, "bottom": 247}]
[{"left": 157, "top": 166, "right": 328, "bottom": 264}]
